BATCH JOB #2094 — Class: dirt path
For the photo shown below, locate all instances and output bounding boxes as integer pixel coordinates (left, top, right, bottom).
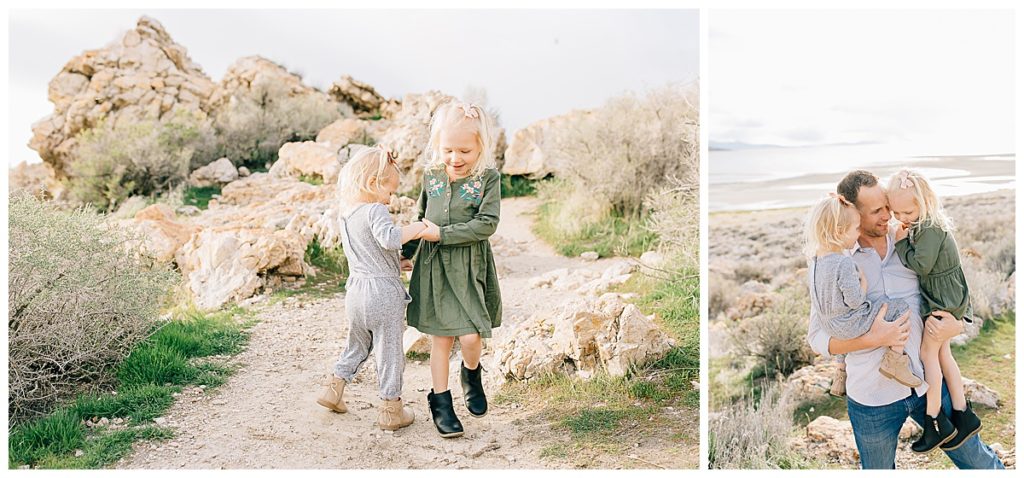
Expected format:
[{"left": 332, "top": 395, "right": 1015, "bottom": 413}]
[{"left": 115, "top": 197, "right": 644, "bottom": 469}]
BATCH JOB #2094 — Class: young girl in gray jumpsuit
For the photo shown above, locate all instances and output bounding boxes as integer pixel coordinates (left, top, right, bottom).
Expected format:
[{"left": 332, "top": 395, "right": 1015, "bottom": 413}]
[{"left": 316, "top": 146, "right": 427, "bottom": 431}]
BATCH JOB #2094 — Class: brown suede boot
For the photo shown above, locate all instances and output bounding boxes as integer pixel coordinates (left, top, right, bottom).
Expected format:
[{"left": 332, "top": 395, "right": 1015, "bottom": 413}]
[
  {"left": 829, "top": 367, "right": 847, "bottom": 397},
  {"left": 316, "top": 376, "right": 348, "bottom": 413},
  {"left": 378, "top": 398, "right": 415, "bottom": 431},
  {"left": 878, "top": 348, "right": 922, "bottom": 388}
]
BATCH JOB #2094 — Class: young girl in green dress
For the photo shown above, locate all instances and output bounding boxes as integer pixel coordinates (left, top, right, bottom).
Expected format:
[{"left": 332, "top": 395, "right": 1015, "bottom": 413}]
[
  {"left": 401, "top": 101, "right": 502, "bottom": 438},
  {"left": 888, "top": 169, "right": 982, "bottom": 453}
]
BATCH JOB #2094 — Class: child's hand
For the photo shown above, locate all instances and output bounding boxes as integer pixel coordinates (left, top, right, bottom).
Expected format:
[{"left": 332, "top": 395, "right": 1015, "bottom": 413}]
[
  {"left": 895, "top": 223, "right": 909, "bottom": 242},
  {"left": 400, "top": 259, "right": 414, "bottom": 271},
  {"left": 420, "top": 218, "right": 441, "bottom": 242},
  {"left": 859, "top": 269, "right": 868, "bottom": 294}
]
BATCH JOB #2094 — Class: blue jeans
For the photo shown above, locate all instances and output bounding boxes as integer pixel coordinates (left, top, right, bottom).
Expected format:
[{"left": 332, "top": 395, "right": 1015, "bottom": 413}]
[{"left": 846, "top": 381, "right": 1004, "bottom": 469}]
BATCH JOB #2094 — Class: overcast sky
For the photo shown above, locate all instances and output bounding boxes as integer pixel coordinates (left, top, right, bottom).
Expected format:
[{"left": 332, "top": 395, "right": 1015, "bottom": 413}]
[
  {"left": 8, "top": 9, "right": 699, "bottom": 167},
  {"left": 710, "top": 9, "right": 1014, "bottom": 156}
]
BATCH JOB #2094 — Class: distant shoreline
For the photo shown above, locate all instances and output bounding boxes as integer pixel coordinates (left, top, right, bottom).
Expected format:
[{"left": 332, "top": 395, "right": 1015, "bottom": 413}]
[
  {"left": 711, "top": 153, "right": 1015, "bottom": 213},
  {"left": 711, "top": 188, "right": 1015, "bottom": 217}
]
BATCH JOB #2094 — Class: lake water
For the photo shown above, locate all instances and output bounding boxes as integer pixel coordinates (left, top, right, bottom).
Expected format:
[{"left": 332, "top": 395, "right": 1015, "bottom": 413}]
[{"left": 710, "top": 144, "right": 1015, "bottom": 212}]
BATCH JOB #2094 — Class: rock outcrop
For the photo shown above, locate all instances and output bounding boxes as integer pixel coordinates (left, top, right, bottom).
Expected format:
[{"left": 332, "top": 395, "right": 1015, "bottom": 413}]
[
  {"left": 29, "top": 16, "right": 216, "bottom": 178},
  {"left": 188, "top": 158, "right": 238, "bottom": 188},
  {"left": 492, "top": 293, "right": 674, "bottom": 381},
  {"left": 328, "top": 75, "right": 398, "bottom": 117},
  {"left": 208, "top": 55, "right": 336, "bottom": 112},
  {"left": 502, "top": 111, "right": 589, "bottom": 178}
]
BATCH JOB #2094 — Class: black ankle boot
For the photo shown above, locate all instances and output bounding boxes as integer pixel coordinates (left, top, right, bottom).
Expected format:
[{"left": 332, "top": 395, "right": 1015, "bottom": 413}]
[
  {"left": 941, "top": 401, "right": 983, "bottom": 451},
  {"left": 460, "top": 362, "right": 488, "bottom": 417},
  {"left": 912, "top": 412, "right": 957, "bottom": 453},
  {"left": 427, "top": 389, "right": 464, "bottom": 438}
]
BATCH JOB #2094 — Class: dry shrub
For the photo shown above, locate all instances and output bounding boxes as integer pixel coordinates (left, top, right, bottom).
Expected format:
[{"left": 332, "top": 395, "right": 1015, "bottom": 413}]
[
  {"left": 211, "top": 78, "right": 343, "bottom": 169},
  {"left": 730, "top": 285, "right": 814, "bottom": 377},
  {"left": 709, "top": 382, "right": 799, "bottom": 469},
  {"left": 547, "top": 83, "right": 698, "bottom": 220},
  {"left": 963, "top": 255, "right": 1012, "bottom": 322},
  {"left": 68, "top": 110, "right": 213, "bottom": 212},
  {"left": 710, "top": 270, "right": 740, "bottom": 320},
  {"left": 646, "top": 173, "right": 699, "bottom": 271},
  {"left": 8, "top": 194, "right": 178, "bottom": 423}
]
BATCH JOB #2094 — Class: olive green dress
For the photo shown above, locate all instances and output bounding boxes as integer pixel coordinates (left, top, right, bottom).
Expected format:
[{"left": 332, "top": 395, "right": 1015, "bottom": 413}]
[
  {"left": 401, "top": 167, "right": 502, "bottom": 338},
  {"left": 895, "top": 221, "right": 973, "bottom": 322}
]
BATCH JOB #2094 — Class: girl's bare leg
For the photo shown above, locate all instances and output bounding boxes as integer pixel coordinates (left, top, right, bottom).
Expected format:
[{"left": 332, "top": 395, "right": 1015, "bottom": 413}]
[
  {"left": 939, "top": 339, "right": 968, "bottom": 411},
  {"left": 430, "top": 335, "right": 455, "bottom": 393},
  {"left": 458, "top": 333, "right": 482, "bottom": 369},
  {"left": 921, "top": 333, "right": 943, "bottom": 417}
]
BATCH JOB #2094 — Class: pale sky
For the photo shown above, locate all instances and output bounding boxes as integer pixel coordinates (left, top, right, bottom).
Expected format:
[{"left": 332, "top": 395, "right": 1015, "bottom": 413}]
[
  {"left": 710, "top": 9, "right": 1014, "bottom": 156},
  {"left": 8, "top": 9, "right": 699, "bottom": 167}
]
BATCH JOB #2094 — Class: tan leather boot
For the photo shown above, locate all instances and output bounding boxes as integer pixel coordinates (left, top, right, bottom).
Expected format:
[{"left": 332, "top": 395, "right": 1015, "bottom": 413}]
[
  {"left": 829, "top": 367, "right": 847, "bottom": 397},
  {"left": 316, "top": 376, "right": 348, "bottom": 413},
  {"left": 879, "top": 348, "right": 922, "bottom": 387},
  {"left": 378, "top": 398, "right": 415, "bottom": 431}
]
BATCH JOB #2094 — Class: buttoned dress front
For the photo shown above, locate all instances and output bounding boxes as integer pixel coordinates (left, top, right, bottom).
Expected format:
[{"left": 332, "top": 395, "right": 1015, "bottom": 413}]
[
  {"left": 895, "top": 221, "right": 973, "bottom": 322},
  {"left": 402, "top": 167, "right": 503, "bottom": 338}
]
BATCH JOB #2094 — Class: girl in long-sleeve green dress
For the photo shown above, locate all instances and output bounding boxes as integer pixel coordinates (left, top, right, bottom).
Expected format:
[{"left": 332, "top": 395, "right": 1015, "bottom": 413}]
[
  {"left": 401, "top": 101, "right": 502, "bottom": 438},
  {"left": 888, "top": 169, "right": 981, "bottom": 453}
]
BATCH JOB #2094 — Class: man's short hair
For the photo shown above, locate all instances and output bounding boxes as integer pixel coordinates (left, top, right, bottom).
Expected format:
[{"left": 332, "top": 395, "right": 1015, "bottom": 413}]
[{"left": 837, "top": 170, "right": 879, "bottom": 206}]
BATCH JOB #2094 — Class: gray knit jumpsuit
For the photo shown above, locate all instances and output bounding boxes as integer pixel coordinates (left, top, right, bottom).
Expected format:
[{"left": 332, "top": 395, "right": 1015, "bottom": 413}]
[
  {"left": 332, "top": 202, "right": 412, "bottom": 400},
  {"left": 809, "top": 253, "right": 910, "bottom": 340}
]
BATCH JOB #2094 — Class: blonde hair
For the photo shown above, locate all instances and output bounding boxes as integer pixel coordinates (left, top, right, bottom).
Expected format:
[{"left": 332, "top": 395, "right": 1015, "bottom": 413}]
[
  {"left": 804, "top": 195, "right": 859, "bottom": 257},
  {"left": 423, "top": 100, "right": 497, "bottom": 178},
  {"left": 885, "top": 168, "right": 955, "bottom": 232},
  {"left": 336, "top": 146, "right": 398, "bottom": 209}
]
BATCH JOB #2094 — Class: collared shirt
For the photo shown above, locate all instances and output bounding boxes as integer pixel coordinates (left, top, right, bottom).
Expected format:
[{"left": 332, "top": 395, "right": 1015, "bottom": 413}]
[{"left": 807, "top": 227, "right": 928, "bottom": 406}]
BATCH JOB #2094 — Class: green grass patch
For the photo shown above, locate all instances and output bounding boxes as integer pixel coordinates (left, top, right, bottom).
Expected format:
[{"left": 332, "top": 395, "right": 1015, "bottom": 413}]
[
  {"left": 10, "top": 307, "right": 252, "bottom": 469},
  {"left": 534, "top": 201, "right": 657, "bottom": 258},
  {"left": 405, "top": 351, "right": 430, "bottom": 361},
  {"left": 500, "top": 175, "right": 542, "bottom": 198},
  {"left": 8, "top": 409, "right": 84, "bottom": 466},
  {"left": 298, "top": 174, "right": 324, "bottom": 186},
  {"left": 71, "top": 384, "right": 176, "bottom": 424},
  {"left": 182, "top": 186, "right": 220, "bottom": 210},
  {"left": 273, "top": 238, "right": 348, "bottom": 302}
]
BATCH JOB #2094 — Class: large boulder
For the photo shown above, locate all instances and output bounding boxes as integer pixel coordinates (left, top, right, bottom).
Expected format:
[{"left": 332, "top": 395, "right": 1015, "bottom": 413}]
[
  {"left": 119, "top": 204, "right": 199, "bottom": 263},
  {"left": 502, "top": 110, "right": 589, "bottom": 178},
  {"left": 29, "top": 16, "right": 216, "bottom": 178},
  {"left": 269, "top": 141, "right": 343, "bottom": 184},
  {"left": 963, "top": 377, "right": 1000, "bottom": 409},
  {"left": 189, "top": 157, "right": 238, "bottom": 187},
  {"left": 176, "top": 227, "right": 310, "bottom": 310},
  {"left": 492, "top": 293, "right": 674, "bottom": 381},
  {"left": 790, "top": 416, "right": 859, "bottom": 466},
  {"left": 783, "top": 361, "right": 836, "bottom": 406}
]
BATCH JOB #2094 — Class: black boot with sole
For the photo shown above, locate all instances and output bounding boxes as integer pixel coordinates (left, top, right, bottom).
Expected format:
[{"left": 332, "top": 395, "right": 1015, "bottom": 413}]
[
  {"left": 912, "top": 412, "right": 956, "bottom": 453},
  {"left": 461, "top": 362, "right": 488, "bottom": 417},
  {"left": 941, "top": 401, "right": 983, "bottom": 451},
  {"left": 427, "top": 389, "right": 464, "bottom": 438}
]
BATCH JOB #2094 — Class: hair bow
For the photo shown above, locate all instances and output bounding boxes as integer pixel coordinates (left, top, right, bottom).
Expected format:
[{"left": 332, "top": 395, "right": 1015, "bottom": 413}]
[
  {"left": 459, "top": 103, "right": 481, "bottom": 119},
  {"left": 828, "top": 192, "right": 852, "bottom": 206},
  {"left": 898, "top": 171, "right": 914, "bottom": 189}
]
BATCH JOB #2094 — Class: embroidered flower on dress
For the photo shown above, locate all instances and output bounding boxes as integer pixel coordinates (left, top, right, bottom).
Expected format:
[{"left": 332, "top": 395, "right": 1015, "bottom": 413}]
[
  {"left": 459, "top": 179, "right": 484, "bottom": 204},
  {"left": 427, "top": 175, "right": 446, "bottom": 198}
]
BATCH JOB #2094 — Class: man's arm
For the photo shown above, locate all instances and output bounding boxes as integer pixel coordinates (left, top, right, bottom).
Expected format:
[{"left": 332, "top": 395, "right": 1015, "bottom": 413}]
[{"left": 810, "top": 303, "right": 911, "bottom": 356}]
